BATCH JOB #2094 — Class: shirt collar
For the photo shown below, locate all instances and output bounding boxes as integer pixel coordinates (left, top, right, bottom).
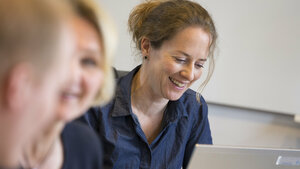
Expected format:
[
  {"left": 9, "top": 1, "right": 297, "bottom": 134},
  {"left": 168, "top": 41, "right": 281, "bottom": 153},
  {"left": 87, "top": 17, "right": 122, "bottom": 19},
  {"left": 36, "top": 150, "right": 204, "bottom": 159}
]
[{"left": 111, "top": 65, "right": 140, "bottom": 117}]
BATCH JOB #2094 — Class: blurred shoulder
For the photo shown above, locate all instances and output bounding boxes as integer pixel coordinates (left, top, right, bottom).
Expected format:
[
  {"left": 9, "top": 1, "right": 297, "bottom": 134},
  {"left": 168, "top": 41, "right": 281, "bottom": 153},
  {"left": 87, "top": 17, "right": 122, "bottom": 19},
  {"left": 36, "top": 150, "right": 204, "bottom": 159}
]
[
  {"left": 62, "top": 121, "right": 101, "bottom": 148},
  {"left": 61, "top": 121, "right": 103, "bottom": 168}
]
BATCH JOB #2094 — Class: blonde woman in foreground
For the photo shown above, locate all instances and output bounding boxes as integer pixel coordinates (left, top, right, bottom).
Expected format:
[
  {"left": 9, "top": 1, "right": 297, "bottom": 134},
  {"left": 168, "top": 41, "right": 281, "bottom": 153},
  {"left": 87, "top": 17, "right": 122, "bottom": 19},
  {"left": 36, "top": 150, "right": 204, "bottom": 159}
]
[
  {"left": 20, "top": 0, "right": 116, "bottom": 168},
  {"left": 0, "top": 0, "right": 74, "bottom": 168}
]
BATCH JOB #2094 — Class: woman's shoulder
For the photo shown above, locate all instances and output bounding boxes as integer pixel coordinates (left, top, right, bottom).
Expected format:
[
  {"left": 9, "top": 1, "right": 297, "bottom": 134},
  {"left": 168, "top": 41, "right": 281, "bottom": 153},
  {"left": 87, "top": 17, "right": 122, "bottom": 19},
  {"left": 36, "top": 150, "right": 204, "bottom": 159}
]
[
  {"left": 62, "top": 121, "right": 102, "bottom": 154},
  {"left": 63, "top": 121, "right": 96, "bottom": 135},
  {"left": 61, "top": 121, "right": 102, "bottom": 169}
]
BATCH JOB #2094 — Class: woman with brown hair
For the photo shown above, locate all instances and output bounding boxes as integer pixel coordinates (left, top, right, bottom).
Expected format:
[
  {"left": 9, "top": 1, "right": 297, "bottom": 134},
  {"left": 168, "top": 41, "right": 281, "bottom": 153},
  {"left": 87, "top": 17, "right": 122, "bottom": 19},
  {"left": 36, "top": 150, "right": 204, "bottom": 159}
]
[{"left": 80, "top": 0, "right": 218, "bottom": 168}]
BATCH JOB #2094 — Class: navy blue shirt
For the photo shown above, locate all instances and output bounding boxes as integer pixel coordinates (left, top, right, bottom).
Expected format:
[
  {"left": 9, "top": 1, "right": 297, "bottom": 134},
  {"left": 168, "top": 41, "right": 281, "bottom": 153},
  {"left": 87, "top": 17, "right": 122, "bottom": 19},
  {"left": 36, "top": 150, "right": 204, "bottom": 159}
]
[
  {"left": 79, "top": 66, "right": 212, "bottom": 169},
  {"left": 61, "top": 121, "right": 103, "bottom": 169}
]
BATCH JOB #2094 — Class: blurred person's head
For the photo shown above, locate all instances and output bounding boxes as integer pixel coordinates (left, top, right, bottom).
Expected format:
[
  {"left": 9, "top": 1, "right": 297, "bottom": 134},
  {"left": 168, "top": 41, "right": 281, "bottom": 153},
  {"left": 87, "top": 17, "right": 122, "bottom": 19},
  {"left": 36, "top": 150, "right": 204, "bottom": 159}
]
[
  {"left": 0, "top": 0, "right": 74, "bottom": 167},
  {"left": 18, "top": 0, "right": 116, "bottom": 168},
  {"left": 56, "top": 0, "right": 116, "bottom": 121}
]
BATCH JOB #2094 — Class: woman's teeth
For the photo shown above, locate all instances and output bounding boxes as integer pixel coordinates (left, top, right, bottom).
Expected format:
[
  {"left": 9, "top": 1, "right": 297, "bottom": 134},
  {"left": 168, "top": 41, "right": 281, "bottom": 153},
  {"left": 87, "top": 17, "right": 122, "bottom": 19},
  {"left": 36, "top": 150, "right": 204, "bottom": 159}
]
[
  {"left": 62, "top": 92, "right": 80, "bottom": 100},
  {"left": 170, "top": 77, "right": 185, "bottom": 87}
]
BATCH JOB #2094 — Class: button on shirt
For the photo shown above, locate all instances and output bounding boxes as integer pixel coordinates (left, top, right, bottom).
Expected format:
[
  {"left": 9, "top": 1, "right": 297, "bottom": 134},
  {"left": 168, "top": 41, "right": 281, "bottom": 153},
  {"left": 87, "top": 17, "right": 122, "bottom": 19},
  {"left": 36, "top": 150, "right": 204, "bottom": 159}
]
[{"left": 79, "top": 65, "right": 212, "bottom": 169}]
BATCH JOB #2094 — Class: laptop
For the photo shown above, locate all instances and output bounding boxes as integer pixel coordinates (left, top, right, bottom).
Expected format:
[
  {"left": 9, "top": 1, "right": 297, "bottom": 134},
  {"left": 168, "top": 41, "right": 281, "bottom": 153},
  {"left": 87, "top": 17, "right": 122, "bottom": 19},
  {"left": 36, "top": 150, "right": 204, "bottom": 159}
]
[{"left": 188, "top": 144, "right": 300, "bottom": 169}]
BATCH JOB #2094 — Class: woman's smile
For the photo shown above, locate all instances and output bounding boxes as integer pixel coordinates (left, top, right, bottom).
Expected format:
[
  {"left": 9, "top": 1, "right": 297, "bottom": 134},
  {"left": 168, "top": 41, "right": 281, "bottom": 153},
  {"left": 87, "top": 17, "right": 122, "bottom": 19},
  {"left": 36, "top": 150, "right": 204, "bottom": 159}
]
[{"left": 169, "top": 77, "right": 186, "bottom": 89}]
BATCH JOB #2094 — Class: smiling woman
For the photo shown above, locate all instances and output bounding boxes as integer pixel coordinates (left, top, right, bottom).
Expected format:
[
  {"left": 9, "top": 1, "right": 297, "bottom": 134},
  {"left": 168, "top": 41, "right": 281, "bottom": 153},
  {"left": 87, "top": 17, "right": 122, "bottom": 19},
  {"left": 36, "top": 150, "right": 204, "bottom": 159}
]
[
  {"left": 20, "top": 0, "right": 116, "bottom": 169},
  {"left": 129, "top": 1, "right": 217, "bottom": 101},
  {"left": 79, "top": 0, "right": 218, "bottom": 169},
  {"left": 57, "top": 15, "right": 105, "bottom": 120}
]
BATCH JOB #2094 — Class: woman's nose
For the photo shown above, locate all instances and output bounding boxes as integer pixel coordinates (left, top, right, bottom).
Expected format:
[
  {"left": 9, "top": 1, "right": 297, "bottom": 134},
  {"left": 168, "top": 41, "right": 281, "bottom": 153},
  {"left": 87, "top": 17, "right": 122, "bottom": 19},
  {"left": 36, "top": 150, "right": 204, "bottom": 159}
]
[
  {"left": 68, "top": 60, "right": 81, "bottom": 84},
  {"left": 180, "top": 64, "right": 194, "bottom": 81}
]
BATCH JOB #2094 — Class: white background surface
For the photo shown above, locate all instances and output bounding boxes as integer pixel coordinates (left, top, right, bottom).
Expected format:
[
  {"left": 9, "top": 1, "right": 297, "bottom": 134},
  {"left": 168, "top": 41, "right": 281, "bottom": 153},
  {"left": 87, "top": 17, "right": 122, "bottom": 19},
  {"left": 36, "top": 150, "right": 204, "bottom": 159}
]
[{"left": 196, "top": 0, "right": 300, "bottom": 116}]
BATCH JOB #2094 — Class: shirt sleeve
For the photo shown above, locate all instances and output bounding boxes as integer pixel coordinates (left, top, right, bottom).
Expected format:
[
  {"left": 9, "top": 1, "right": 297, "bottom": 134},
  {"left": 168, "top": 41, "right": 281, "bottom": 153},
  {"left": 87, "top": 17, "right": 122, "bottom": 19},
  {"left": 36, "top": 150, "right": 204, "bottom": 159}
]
[{"left": 182, "top": 99, "right": 213, "bottom": 169}]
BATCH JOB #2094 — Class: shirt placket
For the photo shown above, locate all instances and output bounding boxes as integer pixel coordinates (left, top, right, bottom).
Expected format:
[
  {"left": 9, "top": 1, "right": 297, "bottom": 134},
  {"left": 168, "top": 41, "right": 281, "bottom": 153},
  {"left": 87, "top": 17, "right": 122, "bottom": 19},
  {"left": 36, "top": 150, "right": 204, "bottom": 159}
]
[{"left": 131, "top": 114, "right": 152, "bottom": 169}]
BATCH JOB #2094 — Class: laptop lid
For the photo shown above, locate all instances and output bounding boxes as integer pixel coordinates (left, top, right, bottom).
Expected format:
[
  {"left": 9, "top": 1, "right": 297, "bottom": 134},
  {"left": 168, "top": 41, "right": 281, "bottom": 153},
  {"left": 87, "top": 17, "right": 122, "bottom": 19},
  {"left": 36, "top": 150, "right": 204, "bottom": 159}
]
[{"left": 188, "top": 144, "right": 300, "bottom": 169}]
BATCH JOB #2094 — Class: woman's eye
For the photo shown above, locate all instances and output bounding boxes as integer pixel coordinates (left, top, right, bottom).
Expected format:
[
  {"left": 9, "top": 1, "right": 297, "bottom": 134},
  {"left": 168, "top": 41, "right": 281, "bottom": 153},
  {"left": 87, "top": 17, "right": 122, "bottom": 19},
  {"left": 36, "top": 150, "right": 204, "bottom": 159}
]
[
  {"left": 174, "top": 57, "right": 186, "bottom": 63},
  {"left": 81, "top": 57, "right": 97, "bottom": 66},
  {"left": 195, "top": 63, "right": 204, "bottom": 69}
]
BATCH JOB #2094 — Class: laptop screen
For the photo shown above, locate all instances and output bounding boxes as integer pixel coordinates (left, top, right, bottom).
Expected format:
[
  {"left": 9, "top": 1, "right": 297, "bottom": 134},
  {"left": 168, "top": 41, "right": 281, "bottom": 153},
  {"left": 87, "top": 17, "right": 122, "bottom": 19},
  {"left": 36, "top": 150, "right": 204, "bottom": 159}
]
[{"left": 188, "top": 144, "right": 300, "bottom": 169}]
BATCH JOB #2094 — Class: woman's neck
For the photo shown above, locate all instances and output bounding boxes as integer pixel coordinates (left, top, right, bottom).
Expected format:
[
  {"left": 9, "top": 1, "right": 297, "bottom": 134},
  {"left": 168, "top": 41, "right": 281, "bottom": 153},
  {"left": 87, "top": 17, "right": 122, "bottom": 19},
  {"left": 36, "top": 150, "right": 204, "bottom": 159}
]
[
  {"left": 20, "top": 121, "right": 64, "bottom": 169},
  {"left": 0, "top": 118, "right": 27, "bottom": 168},
  {"left": 0, "top": 145, "right": 20, "bottom": 169},
  {"left": 131, "top": 66, "right": 168, "bottom": 116},
  {"left": 131, "top": 66, "right": 169, "bottom": 144}
]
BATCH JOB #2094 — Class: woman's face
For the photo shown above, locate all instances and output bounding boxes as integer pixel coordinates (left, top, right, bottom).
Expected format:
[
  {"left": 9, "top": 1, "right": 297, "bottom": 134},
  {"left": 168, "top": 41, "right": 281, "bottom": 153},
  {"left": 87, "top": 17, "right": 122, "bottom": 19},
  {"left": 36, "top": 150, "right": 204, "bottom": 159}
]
[
  {"left": 56, "top": 16, "right": 104, "bottom": 121},
  {"left": 20, "top": 23, "right": 75, "bottom": 140},
  {"left": 143, "top": 27, "right": 211, "bottom": 101}
]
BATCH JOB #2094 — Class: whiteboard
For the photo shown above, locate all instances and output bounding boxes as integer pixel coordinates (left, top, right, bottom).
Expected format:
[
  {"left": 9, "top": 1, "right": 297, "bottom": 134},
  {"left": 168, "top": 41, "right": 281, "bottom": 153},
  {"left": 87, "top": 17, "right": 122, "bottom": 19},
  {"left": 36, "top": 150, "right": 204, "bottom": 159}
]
[{"left": 99, "top": 0, "right": 300, "bottom": 115}]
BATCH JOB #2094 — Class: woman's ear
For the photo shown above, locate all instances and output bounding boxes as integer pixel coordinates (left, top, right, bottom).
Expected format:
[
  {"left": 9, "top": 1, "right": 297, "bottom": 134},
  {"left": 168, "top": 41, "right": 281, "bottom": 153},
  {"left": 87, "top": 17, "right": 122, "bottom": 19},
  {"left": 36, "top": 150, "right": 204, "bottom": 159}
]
[{"left": 140, "top": 37, "right": 151, "bottom": 57}]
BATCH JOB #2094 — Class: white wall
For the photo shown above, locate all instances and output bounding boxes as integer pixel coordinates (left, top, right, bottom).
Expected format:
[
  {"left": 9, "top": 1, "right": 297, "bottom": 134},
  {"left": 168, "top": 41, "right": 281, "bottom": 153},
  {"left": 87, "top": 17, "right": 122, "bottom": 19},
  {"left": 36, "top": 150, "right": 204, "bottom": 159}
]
[
  {"left": 99, "top": 0, "right": 300, "bottom": 148},
  {"left": 197, "top": 0, "right": 300, "bottom": 116},
  {"left": 99, "top": 0, "right": 139, "bottom": 70}
]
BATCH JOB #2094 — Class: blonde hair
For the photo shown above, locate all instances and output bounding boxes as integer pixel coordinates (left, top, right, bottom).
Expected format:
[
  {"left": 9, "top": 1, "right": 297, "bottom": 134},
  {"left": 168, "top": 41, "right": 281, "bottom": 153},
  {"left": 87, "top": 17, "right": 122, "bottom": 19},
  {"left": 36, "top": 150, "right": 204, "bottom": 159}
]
[
  {"left": 128, "top": 0, "right": 217, "bottom": 102},
  {"left": 68, "top": 0, "right": 117, "bottom": 106},
  {"left": 0, "top": 0, "right": 72, "bottom": 80}
]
